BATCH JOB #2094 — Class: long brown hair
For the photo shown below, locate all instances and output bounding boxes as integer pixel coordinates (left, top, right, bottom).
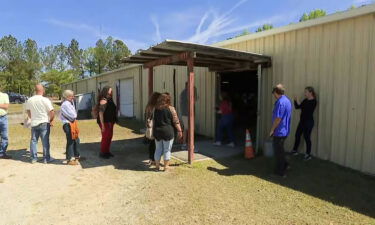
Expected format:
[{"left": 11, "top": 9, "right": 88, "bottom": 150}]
[
  {"left": 156, "top": 93, "right": 171, "bottom": 109},
  {"left": 96, "top": 86, "right": 112, "bottom": 107},
  {"left": 146, "top": 92, "right": 161, "bottom": 113},
  {"left": 305, "top": 86, "right": 316, "bottom": 99}
]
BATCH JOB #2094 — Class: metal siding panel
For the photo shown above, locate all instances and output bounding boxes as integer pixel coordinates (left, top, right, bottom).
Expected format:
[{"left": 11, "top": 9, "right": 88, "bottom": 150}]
[
  {"left": 361, "top": 13, "right": 375, "bottom": 174},
  {"left": 330, "top": 19, "right": 354, "bottom": 166}
]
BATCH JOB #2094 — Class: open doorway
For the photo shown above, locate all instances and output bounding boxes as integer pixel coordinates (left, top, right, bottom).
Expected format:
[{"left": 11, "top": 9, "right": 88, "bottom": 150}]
[{"left": 216, "top": 70, "right": 258, "bottom": 147}]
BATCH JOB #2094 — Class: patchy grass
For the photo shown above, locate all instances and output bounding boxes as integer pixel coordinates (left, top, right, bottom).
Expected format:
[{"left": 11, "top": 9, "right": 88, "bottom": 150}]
[
  {"left": 7, "top": 103, "right": 61, "bottom": 114},
  {"left": 1, "top": 119, "right": 375, "bottom": 225}
]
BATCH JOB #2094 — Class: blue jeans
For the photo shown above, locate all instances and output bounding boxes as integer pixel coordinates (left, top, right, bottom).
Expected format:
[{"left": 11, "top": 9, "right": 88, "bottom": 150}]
[
  {"left": 216, "top": 114, "right": 235, "bottom": 143},
  {"left": 63, "top": 123, "right": 80, "bottom": 160},
  {"left": 30, "top": 123, "right": 51, "bottom": 160},
  {"left": 0, "top": 116, "right": 9, "bottom": 156},
  {"left": 154, "top": 139, "right": 174, "bottom": 161}
]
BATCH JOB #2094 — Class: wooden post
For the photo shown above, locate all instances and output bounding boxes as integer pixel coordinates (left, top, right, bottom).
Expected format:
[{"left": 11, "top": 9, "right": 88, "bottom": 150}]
[
  {"left": 256, "top": 64, "right": 262, "bottom": 154},
  {"left": 187, "top": 56, "right": 195, "bottom": 164},
  {"left": 148, "top": 67, "right": 154, "bottom": 96}
]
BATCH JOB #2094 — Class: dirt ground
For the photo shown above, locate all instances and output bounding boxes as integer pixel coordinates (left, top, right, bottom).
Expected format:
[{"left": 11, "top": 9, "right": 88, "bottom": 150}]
[{"left": 1, "top": 119, "right": 375, "bottom": 225}]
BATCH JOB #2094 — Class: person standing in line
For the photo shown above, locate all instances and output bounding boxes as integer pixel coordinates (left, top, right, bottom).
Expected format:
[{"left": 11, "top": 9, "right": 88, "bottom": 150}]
[
  {"left": 96, "top": 86, "right": 117, "bottom": 159},
  {"left": 145, "top": 92, "right": 161, "bottom": 166},
  {"left": 269, "top": 84, "right": 292, "bottom": 177},
  {"left": 291, "top": 87, "right": 317, "bottom": 161},
  {"left": 60, "top": 90, "right": 81, "bottom": 166},
  {"left": 214, "top": 92, "right": 235, "bottom": 147},
  {"left": 153, "top": 93, "right": 183, "bottom": 172},
  {"left": 26, "top": 84, "right": 55, "bottom": 164},
  {"left": 179, "top": 82, "right": 198, "bottom": 151},
  {"left": 0, "top": 90, "right": 10, "bottom": 159}
]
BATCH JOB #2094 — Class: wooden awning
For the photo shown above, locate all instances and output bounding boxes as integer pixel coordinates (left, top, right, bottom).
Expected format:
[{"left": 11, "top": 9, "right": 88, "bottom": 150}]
[{"left": 122, "top": 40, "right": 271, "bottom": 72}]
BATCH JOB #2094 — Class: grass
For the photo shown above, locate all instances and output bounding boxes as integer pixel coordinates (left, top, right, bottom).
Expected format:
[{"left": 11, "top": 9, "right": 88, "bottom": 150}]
[
  {"left": 7, "top": 103, "right": 61, "bottom": 114},
  {"left": 2, "top": 119, "right": 375, "bottom": 225}
]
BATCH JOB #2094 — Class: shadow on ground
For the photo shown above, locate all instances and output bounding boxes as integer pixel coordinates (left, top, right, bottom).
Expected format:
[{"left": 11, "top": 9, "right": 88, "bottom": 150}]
[{"left": 207, "top": 154, "right": 375, "bottom": 219}]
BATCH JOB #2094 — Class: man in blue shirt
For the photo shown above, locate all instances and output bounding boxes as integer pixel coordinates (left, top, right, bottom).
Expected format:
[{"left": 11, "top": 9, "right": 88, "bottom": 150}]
[{"left": 270, "top": 84, "right": 292, "bottom": 177}]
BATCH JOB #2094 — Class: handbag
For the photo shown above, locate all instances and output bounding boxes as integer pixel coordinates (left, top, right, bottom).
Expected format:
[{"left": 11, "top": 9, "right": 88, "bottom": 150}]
[{"left": 145, "top": 110, "right": 155, "bottom": 140}]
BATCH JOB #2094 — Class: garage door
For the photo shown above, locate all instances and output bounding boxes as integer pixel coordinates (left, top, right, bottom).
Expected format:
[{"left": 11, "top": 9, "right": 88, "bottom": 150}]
[{"left": 119, "top": 78, "right": 134, "bottom": 117}]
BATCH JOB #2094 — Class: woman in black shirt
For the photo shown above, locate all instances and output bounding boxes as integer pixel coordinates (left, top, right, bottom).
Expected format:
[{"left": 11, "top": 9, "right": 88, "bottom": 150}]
[
  {"left": 153, "top": 93, "right": 182, "bottom": 171},
  {"left": 291, "top": 87, "right": 317, "bottom": 160},
  {"left": 96, "top": 86, "right": 118, "bottom": 159}
]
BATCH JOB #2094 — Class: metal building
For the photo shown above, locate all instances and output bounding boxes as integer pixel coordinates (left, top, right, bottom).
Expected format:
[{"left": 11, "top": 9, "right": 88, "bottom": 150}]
[{"left": 62, "top": 4, "right": 375, "bottom": 174}]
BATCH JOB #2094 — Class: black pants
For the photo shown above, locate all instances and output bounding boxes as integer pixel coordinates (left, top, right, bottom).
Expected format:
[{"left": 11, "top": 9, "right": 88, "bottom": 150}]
[
  {"left": 149, "top": 140, "right": 155, "bottom": 161},
  {"left": 273, "top": 136, "right": 288, "bottom": 176},
  {"left": 293, "top": 120, "right": 314, "bottom": 155},
  {"left": 63, "top": 123, "right": 80, "bottom": 160}
]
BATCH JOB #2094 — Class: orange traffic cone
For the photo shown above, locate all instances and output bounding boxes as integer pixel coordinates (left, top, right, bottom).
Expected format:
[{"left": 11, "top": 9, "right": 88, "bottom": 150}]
[{"left": 245, "top": 129, "right": 255, "bottom": 159}]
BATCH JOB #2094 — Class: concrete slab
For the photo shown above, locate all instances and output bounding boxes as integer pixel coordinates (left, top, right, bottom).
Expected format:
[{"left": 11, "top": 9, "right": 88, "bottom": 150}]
[{"left": 171, "top": 139, "right": 244, "bottom": 162}]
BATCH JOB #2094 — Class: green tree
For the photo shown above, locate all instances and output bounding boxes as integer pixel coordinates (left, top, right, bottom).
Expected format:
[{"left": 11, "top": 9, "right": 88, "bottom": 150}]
[
  {"left": 40, "top": 45, "right": 58, "bottom": 71},
  {"left": 23, "top": 39, "right": 41, "bottom": 94},
  {"left": 67, "top": 39, "right": 84, "bottom": 78},
  {"left": 55, "top": 43, "right": 68, "bottom": 71},
  {"left": 299, "top": 9, "right": 327, "bottom": 22},
  {"left": 41, "top": 69, "right": 75, "bottom": 98},
  {"left": 108, "top": 39, "right": 131, "bottom": 70},
  {"left": 94, "top": 39, "right": 109, "bottom": 74},
  {"left": 256, "top": 24, "right": 274, "bottom": 32},
  {"left": 83, "top": 47, "right": 96, "bottom": 77}
]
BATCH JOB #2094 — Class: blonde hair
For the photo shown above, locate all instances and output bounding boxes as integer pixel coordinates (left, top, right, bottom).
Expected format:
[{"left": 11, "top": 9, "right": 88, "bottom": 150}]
[{"left": 62, "top": 90, "right": 74, "bottom": 100}]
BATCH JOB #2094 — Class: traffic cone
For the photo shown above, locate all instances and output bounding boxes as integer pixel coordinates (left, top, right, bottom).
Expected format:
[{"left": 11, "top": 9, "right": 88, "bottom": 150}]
[{"left": 245, "top": 129, "right": 255, "bottom": 159}]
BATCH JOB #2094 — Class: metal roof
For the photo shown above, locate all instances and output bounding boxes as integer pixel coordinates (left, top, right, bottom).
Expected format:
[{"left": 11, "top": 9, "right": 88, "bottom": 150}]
[
  {"left": 213, "top": 3, "right": 375, "bottom": 47},
  {"left": 122, "top": 40, "right": 271, "bottom": 72}
]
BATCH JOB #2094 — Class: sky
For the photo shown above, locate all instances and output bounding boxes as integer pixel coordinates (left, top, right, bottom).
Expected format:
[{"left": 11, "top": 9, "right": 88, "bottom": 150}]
[{"left": 0, "top": 0, "right": 373, "bottom": 53}]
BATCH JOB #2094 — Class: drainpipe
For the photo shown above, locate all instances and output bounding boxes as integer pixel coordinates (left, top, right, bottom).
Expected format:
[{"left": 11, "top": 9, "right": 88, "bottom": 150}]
[{"left": 256, "top": 64, "right": 262, "bottom": 154}]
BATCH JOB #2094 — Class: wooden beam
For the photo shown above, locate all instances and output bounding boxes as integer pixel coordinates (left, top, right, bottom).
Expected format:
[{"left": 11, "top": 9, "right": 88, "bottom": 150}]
[
  {"left": 187, "top": 56, "right": 195, "bottom": 164},
  {"left": 143, "top": 52, "right": 195, "bottom": 68},
  {"left": 148, "top": 67, "right": 153, "bottom": 97}
]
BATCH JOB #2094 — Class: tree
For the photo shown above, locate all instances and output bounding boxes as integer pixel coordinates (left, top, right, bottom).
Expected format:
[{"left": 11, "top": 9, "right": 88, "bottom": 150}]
[
  {"left": 67, "top": 39, "right": 84, "bottom": 78},
  {"left": 299, "top": 9, "right": 327, "bottom": 22},
  {"left": 227, "top": 29, "right": 251, "bottom": 40},
  {"left": 23, "top": 39, "right": 41, "bottom": 94},
  {"left": 256, "top": 24, "right": 274, "bottom": 33},
  {"left": 83, "top": 47, "right": 96, "bottom": 77},
  {"left": 55, "top": 43, "right": 68, "bottom": 71},
  {"left": 108, "top": 39, "right": 131, "bottom": 70},
  {"left": 40, "top": 45, "right": 58, "bottom": 71},
  {"left": 41, "top": 69, "right": 75, "bottom": 98},
  {"left": 94, "top": 39, "right": 109, "bottom": 74}
]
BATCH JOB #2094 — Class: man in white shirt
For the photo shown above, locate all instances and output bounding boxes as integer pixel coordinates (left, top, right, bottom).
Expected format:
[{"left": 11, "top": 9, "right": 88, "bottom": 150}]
[
  {"left": 26, "top": 84, "right": 55, "bottom": 164},
  {"left": 0, "top": 90, "right": 10, "bottom": 159}
]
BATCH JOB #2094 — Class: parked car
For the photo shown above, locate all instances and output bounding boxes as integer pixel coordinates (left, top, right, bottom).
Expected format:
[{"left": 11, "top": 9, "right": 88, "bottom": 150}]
[{"left": 6, "top": 92, "right": 28, "bottom": 104}]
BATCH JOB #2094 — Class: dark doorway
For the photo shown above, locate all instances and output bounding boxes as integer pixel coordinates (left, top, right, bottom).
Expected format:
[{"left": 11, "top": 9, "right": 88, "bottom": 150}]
[{"left": 216, "top": 70, "right": 258, "bottom": 146}]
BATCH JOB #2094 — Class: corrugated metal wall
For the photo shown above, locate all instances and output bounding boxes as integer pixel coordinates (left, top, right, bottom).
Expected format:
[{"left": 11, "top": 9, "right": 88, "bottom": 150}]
[
  {"left": 218, "top": 13, "right": 375, "bottom": 174},
  {"left": 62, "top": 66, "right": 143, "bottom": 120},
  {"left": 142, "top": 65, "right": 216, "bottom": 137}
]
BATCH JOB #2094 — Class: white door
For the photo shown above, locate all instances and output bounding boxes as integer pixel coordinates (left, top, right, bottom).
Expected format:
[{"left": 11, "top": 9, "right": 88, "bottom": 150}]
[{"left": 119, "top": 78, "right": 134, "bottom": 117}]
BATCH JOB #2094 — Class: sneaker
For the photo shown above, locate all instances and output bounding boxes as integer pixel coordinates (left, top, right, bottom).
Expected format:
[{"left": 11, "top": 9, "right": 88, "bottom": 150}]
[
  {"left": 0, "top": 154, "right": 12, "bottom": 159},
  {"left": 31, "top": 158, "right": 37, "bottom": 164},
  {"left": 304, "top": 154, "right": 312, "bottom": 161},
  {"left": 213, "top": 141, "right": 222, "bottom": 146},
  {"left": 67, "top": 160, "right": 79, "bottom": 166},
  {"left": 43, "top": 157, "right": 55, "bottom": 164},
  {"left": 290, "top": 150, "right": 298, "bottom": 156},
  {"left": 226, "top": 142, "right": 235, "bottom": 148},
  {"left": 108, "top": 152, "right": 115, "bottom": 157}
]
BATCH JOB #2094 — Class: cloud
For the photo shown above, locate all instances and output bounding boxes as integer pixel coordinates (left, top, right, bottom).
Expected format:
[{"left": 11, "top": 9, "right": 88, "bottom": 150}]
[
  {"left": 352, "top": 0, "right": 373, "bottom": 4},
  {"left": 150, "top": 15, "right": 162, "bottom": 43},
  {"left": 185, "top": 0, "right": 294, "bottom": 44},
  {"left": 44, "top": 18, "right": 147, "bottom": 52}
]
